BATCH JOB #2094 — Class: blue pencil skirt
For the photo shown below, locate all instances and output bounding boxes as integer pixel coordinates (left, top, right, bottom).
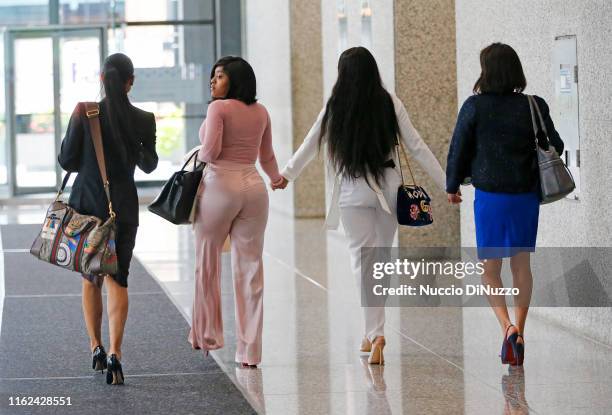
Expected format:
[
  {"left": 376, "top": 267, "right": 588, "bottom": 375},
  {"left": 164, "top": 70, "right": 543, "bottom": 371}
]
[{"left": 474, "top": 189, "right": 540, "bottom": 259}]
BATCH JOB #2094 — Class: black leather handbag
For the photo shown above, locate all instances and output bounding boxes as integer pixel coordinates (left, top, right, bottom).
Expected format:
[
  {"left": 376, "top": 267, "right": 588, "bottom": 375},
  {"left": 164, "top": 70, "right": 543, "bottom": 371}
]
[
  {"left": 395, "top": 140, "right": 434, "bottom": 226},
  {"left": 148, "top": 150, "right": 205, "bottom": 224}
]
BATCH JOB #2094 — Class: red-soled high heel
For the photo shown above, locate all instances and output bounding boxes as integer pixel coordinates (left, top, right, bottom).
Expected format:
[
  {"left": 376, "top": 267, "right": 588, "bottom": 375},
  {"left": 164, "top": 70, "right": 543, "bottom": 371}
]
[
  {"left": 511, "top": 333, "right": 525, "bottom": 366},
  {"left": 500, "top": 324, "right": 517, "bottom": 365}
]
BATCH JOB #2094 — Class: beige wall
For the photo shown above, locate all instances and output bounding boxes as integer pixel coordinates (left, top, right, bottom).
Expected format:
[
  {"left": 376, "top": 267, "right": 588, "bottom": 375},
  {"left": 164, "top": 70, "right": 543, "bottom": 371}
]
[
  {"left": 289, "top": 0, "right": 326, "bottom": 218},
  {"left": 394, "top": 0, "right": 459, "bottom": 249}
]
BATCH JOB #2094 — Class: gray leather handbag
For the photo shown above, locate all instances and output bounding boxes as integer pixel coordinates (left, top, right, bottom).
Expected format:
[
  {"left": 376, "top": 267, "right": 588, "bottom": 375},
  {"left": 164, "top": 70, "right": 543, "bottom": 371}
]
[{"left": 527, "top": 95, "right": 575, "bottom": 204}]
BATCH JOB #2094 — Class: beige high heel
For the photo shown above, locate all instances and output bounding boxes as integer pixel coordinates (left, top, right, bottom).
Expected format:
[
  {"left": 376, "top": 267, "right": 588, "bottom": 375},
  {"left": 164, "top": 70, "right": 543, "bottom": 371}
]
[
  {"left": 368, "top": 336, "right": 385, "bottom": 365},
  {"left": 360, "top": 337, "right": 372, "bottom": 353}
]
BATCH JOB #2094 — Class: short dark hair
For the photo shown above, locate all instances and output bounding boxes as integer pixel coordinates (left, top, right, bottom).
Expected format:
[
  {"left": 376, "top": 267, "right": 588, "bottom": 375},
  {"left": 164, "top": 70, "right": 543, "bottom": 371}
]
[
  {"left": 210, "top": 56, "right": 257, "bottom": 104},
  {"left": 473, "top": 43, "right": 527, "bottom": 94}
]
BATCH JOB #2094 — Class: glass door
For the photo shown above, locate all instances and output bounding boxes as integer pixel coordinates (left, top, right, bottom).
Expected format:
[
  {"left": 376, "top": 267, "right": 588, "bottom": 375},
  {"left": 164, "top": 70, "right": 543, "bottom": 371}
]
[
  {"left": 6, "top": 26, "right": 106, "bottom": 195},
  {"left": 12, "top": 35, "right": 55, "bottom": 192}
]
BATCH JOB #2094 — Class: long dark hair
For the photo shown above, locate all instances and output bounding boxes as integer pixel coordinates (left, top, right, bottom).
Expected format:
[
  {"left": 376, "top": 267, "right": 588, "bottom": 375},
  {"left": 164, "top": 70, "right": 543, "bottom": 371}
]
[
  {"left": 210, "top": 56, "right": 257, "bottom": 105},
  {"left": 101, "top": 53, "right": 137, "bottom": 163},
  {"left": 473, "top": 43, "right": 527, "bottom": 94},
  {"left": 319, "top": 47, "right": 399, "bottom": 187}
]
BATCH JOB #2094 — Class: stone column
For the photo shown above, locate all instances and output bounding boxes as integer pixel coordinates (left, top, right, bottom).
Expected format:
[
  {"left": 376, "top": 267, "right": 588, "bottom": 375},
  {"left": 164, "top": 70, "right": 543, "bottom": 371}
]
[
  {"left": 394, "top": 0, "right": 460, "bottom": 249},
  {"left": 289, "top": 0, "right": 326, "bottom": 218}
]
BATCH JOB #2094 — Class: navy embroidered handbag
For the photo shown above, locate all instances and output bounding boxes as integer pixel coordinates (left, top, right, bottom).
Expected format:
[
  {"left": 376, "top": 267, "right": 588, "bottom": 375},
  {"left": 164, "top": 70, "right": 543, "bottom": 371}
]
[{"left": 395, "top": 140, "right": 434, "bottom": 226}]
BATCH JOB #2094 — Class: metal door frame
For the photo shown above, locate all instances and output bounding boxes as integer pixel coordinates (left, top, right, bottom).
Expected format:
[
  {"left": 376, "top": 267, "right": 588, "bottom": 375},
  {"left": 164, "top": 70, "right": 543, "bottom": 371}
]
[{"left": 4, "top": 25, "right": 107, "bottom": 196}]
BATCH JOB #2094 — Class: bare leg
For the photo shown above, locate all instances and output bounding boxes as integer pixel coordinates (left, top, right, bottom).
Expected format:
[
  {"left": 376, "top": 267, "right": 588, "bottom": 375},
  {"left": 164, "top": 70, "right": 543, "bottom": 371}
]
[
  {"left": 509, "top": 252, "right": 533, "bottom": 344},
  {"left": 82, "top": 278, "right": 104, "bottom": 351},
  {"left": 105, "top": 276, "right": 129, "bottom": 360},
  {"left": 482, "top": 259, "right": 516, "bottom": 336}
]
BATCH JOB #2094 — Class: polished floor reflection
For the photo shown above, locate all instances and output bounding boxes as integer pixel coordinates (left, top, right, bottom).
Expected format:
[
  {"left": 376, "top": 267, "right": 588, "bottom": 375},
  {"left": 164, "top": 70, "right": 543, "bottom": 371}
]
[{"left": 1, "top": 203, "right": 611, "bottom": 414}]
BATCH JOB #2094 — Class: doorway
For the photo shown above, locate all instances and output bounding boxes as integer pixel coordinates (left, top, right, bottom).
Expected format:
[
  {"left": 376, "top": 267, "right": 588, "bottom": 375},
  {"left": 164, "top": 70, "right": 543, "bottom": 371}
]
[{"left": 4, "top": 26, "right": 106, "bottom": 195}]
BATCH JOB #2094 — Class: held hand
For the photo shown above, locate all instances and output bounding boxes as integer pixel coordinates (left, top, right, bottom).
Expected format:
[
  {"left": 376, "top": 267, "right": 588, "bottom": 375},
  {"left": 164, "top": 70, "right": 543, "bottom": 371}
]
[
  {"left": 270, "top": 176, "right": 289, "bottom": 191},
  {"left": 447, "top": 190, "right": 462, "bottom": 204}
]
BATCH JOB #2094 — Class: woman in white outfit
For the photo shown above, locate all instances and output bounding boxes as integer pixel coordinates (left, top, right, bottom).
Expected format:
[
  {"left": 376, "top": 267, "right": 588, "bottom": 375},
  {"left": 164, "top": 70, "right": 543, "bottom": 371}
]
[{"left": 273, "top": 47, "right": 445, "bottom": 364}]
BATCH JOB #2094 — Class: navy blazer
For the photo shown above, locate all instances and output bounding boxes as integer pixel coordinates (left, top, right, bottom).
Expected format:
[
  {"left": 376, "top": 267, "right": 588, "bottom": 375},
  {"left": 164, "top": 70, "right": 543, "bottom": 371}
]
[
  {"left": 446, "top": 93, "right": 564, "bottom": 194},
  {"left": 58, "top": 100, "right": 158, "bottom": 226}
]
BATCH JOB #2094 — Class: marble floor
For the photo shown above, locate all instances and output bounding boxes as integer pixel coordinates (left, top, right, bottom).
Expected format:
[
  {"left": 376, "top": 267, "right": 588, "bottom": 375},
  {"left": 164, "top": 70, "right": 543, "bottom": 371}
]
[{"left": 1, "top": 202, "right": 611, "bottom": 414}]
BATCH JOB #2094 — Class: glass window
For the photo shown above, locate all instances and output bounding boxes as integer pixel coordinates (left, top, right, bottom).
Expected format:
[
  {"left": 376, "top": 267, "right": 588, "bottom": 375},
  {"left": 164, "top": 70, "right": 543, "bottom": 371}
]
[
  {"left": 58, "top": 0, "right": 213, "bottom": 25},
  {"left": 337, "top": 0, "right": 347, "bottom": 55},
  {"left": 0, "top": 0, "right": 49, "bottom": 26},
  {"left": 124, "top": 0, "right": 212, "bottom": 22},
  {"left": 14, "top": 37, "right": 56, "bottom": 188},
  {"left": 59, "top": 0, "right": 119, "bottom": 24},
  {"left": 361, "top": 0, "right": 372, "bottom": 49},
  {"left": 108, "top": 23, "right": 215, "bottom": 182}
]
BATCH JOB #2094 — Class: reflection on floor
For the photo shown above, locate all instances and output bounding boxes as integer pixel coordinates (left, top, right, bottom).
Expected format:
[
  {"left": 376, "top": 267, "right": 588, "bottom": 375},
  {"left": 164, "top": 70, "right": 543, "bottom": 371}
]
[{"left": 1, "top": 203, "right": 611, "bottom": 414}]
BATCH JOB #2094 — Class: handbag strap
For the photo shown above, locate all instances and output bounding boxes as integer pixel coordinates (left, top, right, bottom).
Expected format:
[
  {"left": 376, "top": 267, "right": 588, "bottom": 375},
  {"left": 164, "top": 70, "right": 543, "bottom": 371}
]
[
  {"left": 527, "top": 95, "right": 551, "bottom": 148},
  {"left": 56, "top": 102, "right": 115, "bottom": 218},
  {"left": 395, "top": 137, "right": 418, "bottom": 187},
  {"left": 181, "top": 147, "right": 202, "bottom": 171}
]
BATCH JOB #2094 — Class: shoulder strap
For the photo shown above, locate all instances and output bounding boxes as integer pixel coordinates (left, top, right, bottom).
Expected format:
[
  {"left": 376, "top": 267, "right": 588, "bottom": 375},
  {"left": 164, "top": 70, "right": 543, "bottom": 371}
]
[
  {"left": 84, "top": 102, "right": 115, "bottom": 218},
  {"left": 527, "top": 95, "right": 551, "bottom": 147},
  {"left": 395, "top": 137, "right": 417, "bottom": 187}
]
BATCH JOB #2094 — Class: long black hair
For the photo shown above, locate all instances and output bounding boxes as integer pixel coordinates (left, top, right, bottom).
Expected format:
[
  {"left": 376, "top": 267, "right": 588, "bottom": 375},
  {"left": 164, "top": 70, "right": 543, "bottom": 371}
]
[
  {"left": 101, "top": 53, "right": 138, "bottom": 164},
  {"left": 473, "top": 43, "right": 527, "bottom": 94},
  {"left": 319, "top": 47, "right": 399, "bottom": 187},
  {"left": 210, "top": 56, "right": 257, "bottom": 105}
]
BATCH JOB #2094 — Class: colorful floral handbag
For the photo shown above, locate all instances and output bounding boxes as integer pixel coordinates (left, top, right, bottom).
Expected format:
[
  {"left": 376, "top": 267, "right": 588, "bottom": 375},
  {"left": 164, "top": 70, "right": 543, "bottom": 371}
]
[
  {"left": 395, "top": 139, "right": 434, "bottom": 226},
  {"left": 30, "top": 102, "right": 118, "bottom": 276}
]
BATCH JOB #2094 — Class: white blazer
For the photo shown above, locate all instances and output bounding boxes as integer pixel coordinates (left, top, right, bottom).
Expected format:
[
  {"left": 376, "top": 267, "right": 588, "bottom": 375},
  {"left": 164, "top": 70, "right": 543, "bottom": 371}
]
[{"left": 280, "top": 93, "right": 446, "bottom": 230}]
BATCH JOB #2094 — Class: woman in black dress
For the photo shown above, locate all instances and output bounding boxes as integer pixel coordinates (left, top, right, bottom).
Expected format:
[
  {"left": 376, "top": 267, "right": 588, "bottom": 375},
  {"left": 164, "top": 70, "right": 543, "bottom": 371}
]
[{"left": 58, "top": 53, "right": 158, "bottom": 384}]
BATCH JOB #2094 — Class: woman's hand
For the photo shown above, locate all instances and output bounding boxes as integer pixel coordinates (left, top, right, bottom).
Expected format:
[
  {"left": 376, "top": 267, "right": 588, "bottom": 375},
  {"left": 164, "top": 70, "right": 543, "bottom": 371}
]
[
  {"left": 270, "top": 176, "right": 289, "bottom": 191},
  {"left": 447, "top": 190, "right": 462, "bottom": 204}
]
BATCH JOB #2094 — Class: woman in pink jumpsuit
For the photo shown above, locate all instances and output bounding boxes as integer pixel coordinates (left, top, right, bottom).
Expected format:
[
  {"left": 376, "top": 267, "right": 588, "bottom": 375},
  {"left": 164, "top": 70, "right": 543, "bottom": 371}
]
[{"left": 189, "top": 57, "right": 283, "bottom": 367}]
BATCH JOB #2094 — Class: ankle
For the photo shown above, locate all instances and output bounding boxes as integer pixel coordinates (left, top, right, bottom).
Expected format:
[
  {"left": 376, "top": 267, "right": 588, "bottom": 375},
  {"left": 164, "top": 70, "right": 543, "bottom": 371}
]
[
  {"left": 372, "top": 336, "right": 385, "bottom": 345},
  {"left": 503, "top": 323, "right": 518, "bottom": 338},
  {"left": 108, "top": 351, "right": 122, "bottom": 360},
  {"left": 90, "top": 341, "right": 103, "bottom": 353}
]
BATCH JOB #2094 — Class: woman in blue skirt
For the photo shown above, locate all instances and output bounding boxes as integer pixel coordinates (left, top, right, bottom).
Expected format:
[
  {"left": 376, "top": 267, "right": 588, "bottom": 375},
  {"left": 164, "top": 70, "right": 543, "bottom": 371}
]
[{"left": 446, "top": 43, "right": 564, "bottom": 366}]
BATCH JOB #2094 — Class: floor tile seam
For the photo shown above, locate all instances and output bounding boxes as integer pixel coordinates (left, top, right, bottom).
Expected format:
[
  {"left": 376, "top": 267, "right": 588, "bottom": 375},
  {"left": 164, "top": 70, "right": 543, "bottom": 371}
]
[
  {"left": 0, "top": 370, "right": 229, "bottom": 382},
  {"left": 261, "top": 244, "right": 612, "bottom": 351},
  {"left": 134, "top": 254, "right": 264, "bottom": 415},
  {"left": 261, "top": 246, "right": 612, "bottom": 366},
  {"left": 261, "top": 249, "right": 537, "bottom": 413},
  {"left": 261, "top": 252, "right": 329, "bottom": 292}
]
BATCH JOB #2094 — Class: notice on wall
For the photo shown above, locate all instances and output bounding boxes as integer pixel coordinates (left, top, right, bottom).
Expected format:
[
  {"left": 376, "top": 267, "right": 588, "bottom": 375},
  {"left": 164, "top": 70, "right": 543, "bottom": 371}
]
[
  {"left": 130, "top": 64, "right": 205, "bottom": 103},
  {"left": 559, "top": 64, "right": 573, "bottom": 94}
]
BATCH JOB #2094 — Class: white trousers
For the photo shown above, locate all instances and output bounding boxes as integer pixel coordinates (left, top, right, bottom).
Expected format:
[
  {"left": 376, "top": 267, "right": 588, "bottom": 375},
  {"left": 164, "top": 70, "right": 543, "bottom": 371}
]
[{"left": 338, "top": 168, "right": 401, "bottom": 342}]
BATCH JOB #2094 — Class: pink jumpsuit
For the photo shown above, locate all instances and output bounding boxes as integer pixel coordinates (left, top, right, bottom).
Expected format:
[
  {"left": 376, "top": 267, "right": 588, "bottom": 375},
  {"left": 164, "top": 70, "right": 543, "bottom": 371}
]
[{"left": 188, "top": 99, "right": 281, "bottom": 365}]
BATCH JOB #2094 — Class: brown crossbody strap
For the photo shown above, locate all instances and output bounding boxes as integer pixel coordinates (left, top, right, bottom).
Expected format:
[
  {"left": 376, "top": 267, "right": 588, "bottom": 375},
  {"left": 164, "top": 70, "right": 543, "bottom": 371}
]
[{"left": 84, "top": 102, "right": 115, "bottom": 218}]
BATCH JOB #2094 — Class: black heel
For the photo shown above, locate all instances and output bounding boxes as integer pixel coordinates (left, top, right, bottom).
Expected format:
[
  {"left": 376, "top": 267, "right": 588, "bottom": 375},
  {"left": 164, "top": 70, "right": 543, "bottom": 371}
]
[
  {"left": 106, "top": 354, "right": 124, "bottom": 385},
  {"left": 92, "top": 346, "right": 107, "bottom": 373}
]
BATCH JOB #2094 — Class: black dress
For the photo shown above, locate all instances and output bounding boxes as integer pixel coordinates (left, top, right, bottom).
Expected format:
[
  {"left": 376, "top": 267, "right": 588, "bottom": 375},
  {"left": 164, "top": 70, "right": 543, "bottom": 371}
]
[{"left": 58, "top": 99, "right": 158, "bottom": 287}]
